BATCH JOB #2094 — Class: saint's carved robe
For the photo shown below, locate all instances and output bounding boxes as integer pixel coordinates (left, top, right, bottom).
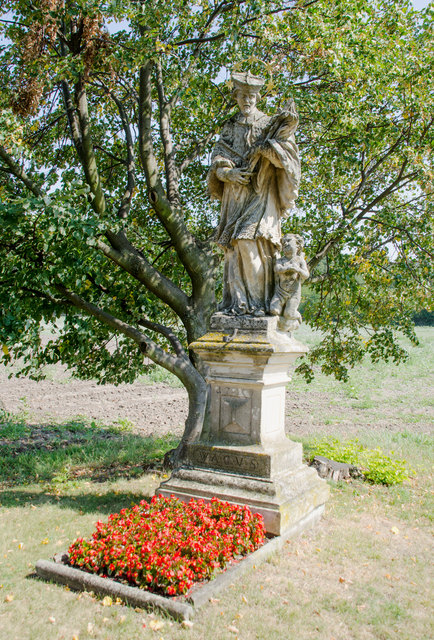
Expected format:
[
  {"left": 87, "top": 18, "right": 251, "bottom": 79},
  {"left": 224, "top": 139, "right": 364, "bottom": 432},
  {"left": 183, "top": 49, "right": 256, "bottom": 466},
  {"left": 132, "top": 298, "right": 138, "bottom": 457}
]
[{"left": 208, "top": 108, "right": 301, "bottom": 315}]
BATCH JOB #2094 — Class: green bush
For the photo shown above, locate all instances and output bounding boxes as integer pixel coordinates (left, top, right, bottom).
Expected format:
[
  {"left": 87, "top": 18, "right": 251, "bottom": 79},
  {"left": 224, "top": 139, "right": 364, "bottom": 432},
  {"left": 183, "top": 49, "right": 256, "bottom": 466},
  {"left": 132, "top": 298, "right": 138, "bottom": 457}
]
[{"left": 307, "top": 437, "right": 411, "bottom": 485}]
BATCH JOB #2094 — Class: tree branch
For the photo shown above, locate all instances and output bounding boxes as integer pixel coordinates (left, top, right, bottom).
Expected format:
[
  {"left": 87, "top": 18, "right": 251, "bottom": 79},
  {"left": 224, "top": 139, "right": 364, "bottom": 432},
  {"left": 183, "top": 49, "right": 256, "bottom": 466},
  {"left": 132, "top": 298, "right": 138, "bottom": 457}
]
[
  {"left": 361, "top": 217, "right": 434, "bottom": 259},
  {"left": 138, "top": 60, "right": 214, "bottom": 287},
  {"left": 155, "top": 58, "right": 179, "bottom": 204},
  {"left": 0, "top": 145, "right": 45, "bottom": 200},
  {"left": 94, "top": 144, "right": 125, "bottom": 164},
  {"left": 61, "top": 79, "right": 83, "bottom": 153},
  {"left": 53, "top": 283, "right": 207, "bottom": 418},
  {"left": 74, "top": 79, "right": 107, "bottom": 215},
  {"left": 96, "top": 232, "right": 190, "bottom": 320},
  {"left": 138, "top": 317, "right": 187, "bottom": 359},
  {"left": 346, "top": 129, "right": 409, "bottom": 210},
  {"left": 138, "top": 60, "right": 166, "bottom": 196},
  {"left": 112, "top": 99, "right": 136, "bottom": 219},
  {"left": 172, "top": 0, "right": 313, "bottom": 47},
  {"left": 178, "top": 114, "right": 231, "bottom": 174},
  {"left": 168, "top": 1, "right": 242, "bottom": 110},
  {"left": 53, "top": 283, "right": 189, "bottom": 375},
  {"left": 308, "top": 273, "right": 330, "bottom": 284},
  {"left": 309, "top": 161, "right": 418, "bottom": 270}
]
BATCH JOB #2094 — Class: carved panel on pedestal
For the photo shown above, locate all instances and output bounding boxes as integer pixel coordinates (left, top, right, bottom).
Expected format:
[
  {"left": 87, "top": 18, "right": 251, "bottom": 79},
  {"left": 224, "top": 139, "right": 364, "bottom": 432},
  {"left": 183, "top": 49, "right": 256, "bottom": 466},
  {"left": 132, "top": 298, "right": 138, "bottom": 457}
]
[{"left": 212, "top": 386, "right": 257, "bottom": 444}]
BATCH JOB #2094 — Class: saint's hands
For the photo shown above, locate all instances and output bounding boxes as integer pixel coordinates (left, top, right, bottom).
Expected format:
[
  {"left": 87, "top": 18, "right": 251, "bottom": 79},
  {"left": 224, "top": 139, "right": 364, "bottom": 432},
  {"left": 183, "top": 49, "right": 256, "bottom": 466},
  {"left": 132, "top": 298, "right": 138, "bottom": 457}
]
[{"left": 217, "top": 167, "right": 252, "bottom": 185}]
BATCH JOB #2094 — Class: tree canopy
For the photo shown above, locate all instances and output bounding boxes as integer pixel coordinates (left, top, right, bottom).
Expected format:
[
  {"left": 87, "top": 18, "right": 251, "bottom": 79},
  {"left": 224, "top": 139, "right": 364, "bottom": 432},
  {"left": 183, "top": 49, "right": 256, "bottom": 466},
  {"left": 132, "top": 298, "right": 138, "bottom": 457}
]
[{"left": 0, "top": 0, "right": 432, "bottom": 447}]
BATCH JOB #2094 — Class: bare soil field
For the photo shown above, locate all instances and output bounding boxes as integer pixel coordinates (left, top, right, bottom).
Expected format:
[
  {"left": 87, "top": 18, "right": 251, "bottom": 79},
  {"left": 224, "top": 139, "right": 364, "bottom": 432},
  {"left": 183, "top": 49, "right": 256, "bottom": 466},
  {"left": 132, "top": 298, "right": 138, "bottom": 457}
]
[
  {"left": 0, "top": 373, "right": 189, "bottom": 439},
  {"left": 0, "top": 337, "right": 431, "bottom": 441}
]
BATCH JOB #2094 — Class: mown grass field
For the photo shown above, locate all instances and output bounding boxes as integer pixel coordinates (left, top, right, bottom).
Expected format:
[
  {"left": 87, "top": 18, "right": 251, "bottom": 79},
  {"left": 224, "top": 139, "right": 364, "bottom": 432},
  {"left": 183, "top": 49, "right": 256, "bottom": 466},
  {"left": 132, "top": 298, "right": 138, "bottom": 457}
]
[{"left": 0, "top": 328, "right": 432, "bottom": 640}]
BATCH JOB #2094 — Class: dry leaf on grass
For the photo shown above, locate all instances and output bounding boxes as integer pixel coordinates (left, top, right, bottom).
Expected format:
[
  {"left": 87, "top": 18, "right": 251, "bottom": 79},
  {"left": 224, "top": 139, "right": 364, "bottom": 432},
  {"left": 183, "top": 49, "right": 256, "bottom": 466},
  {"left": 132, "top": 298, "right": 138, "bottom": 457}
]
[
  {"left": 101, "top": 596, "right": 113, "bottom": 607},
  {"left": 149, "top": 619, "right": 165, "bottom": 631},
  {"left": 182, "top": 620, "right": 194, "bottom": 628},
  {"left": 228, "top": 625, "right": 239, "bottom": 634}
]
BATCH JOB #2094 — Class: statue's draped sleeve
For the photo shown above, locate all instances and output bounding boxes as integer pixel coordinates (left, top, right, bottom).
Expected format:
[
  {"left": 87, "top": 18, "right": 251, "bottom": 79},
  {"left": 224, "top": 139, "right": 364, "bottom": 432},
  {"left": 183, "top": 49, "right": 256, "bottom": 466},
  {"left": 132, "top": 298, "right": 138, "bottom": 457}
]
[{"left": 256, "top": 113, "right": 301, "bottom": 213}]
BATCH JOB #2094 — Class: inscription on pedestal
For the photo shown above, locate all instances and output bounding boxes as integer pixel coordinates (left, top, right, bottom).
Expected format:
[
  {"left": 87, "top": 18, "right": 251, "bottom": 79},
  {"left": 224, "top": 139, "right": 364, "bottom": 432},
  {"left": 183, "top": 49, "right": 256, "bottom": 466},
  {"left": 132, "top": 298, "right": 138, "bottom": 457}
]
[{"left": 186, "top": 445, "right": 270, "bottom": 478}]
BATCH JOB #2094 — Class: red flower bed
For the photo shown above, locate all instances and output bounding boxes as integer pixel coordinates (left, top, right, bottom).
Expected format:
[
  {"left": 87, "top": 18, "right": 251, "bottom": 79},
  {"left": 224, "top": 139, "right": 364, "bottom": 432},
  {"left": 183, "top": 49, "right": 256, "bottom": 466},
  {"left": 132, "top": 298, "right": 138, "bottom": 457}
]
[{"left": 68, "top": 495, "right": 265, "bottom": 596}]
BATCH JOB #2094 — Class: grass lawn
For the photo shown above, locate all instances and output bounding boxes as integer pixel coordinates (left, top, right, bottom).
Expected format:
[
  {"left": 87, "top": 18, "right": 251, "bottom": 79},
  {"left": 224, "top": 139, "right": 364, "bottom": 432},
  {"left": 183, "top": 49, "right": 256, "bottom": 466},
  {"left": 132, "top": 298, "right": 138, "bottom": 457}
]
[{"left": 0, "top": 328, "right": 432, "bottom": 640}]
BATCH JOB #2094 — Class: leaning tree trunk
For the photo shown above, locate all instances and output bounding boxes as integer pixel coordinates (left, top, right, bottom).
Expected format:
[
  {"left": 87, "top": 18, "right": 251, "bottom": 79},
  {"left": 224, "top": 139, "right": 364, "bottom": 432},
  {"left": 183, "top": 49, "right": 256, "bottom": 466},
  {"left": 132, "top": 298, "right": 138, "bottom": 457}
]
[{"left": 163, "top": 359, "right": 209, "bottom": 468}]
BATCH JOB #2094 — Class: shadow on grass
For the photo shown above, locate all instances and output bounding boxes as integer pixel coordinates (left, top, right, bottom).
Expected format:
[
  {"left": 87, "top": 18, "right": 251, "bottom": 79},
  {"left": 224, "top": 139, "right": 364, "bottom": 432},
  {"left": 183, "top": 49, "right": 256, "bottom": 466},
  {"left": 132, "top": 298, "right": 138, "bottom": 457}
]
[
  {"left": 0, "top": 486, "right": 153, "bottom": 514},
  {"left": 0, "top": 411, "right": 179, "bottom": 489}
]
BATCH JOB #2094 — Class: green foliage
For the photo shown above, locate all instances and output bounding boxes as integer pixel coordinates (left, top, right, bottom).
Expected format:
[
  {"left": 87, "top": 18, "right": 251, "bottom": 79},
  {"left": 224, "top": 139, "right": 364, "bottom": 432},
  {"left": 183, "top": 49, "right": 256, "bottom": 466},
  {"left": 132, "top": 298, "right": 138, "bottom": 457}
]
[
  {"left": 413, "top": 309, "right": 434, "bottom": 326},
  {"left": 307, "top": 436, "right": 412, "bottom": 485}
]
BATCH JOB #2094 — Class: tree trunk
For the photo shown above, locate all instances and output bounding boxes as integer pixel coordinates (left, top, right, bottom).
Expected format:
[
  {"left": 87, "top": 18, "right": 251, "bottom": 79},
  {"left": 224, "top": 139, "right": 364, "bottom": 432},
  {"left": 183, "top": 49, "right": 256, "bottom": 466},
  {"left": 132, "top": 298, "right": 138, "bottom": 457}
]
[{"left": 164, "top": 366, "right": 208, "bottom": 468}]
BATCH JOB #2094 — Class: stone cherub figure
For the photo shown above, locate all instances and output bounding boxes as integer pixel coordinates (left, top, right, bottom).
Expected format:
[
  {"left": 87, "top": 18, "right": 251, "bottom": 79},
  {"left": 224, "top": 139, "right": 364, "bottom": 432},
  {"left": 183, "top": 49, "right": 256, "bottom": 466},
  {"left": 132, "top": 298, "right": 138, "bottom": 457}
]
[
  {"left": 208, "top": 71, "right": 301, "bottom": 317},
  {"left": 270, "top": 233, "right": 309, "bottom": 333}
]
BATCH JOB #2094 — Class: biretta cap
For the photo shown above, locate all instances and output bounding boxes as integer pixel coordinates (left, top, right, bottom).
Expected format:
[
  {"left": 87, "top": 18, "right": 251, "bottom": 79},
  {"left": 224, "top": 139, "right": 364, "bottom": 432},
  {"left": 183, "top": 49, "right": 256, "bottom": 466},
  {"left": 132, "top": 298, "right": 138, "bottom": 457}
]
[{"left": 231, "top": 71, "right": 265, "bottom": 92}]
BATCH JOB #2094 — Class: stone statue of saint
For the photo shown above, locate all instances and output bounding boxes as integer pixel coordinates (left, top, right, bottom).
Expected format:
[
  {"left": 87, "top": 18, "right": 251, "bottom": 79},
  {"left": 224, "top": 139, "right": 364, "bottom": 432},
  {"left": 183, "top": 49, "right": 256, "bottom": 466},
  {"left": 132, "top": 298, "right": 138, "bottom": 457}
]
[
  {"left": 270, "top": 234, "right": 309, "bottom": 333},
  {"left": 208, "top": 71, "right": 301, "bottom": 317}
]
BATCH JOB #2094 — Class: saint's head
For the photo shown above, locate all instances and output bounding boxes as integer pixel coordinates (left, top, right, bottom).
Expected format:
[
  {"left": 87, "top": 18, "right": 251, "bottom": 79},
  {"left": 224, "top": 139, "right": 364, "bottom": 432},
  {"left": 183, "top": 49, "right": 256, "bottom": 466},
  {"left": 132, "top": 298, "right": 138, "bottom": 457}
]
[{"left": 231, "top": 71, "right": 265, "bottom": 117}]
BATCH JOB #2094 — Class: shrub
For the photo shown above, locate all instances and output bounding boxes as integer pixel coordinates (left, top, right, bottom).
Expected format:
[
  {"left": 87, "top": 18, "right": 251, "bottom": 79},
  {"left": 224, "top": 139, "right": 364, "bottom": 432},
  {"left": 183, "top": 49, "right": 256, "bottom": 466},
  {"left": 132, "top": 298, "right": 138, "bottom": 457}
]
[
  {"left": 307, "top": 437, "right": 411, "bottom": 485},
  {"left": 68, "top": 495, "right": 265, "bottom": 596}
]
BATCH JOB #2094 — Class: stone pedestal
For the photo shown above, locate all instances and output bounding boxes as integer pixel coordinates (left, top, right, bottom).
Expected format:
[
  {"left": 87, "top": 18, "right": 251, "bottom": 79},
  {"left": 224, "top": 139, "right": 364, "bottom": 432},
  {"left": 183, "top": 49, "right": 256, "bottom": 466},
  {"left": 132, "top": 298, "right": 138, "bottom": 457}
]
[{"left": 157, "top": 316, "right": 329, "bottom": 536}]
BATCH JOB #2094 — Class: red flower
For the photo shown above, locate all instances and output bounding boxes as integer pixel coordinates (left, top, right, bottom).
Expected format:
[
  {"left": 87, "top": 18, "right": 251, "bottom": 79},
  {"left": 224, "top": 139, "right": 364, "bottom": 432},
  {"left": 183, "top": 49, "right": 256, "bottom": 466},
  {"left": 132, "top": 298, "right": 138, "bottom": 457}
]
[{"left": 68, "top": 496, "right": 265, "bottom": 597}]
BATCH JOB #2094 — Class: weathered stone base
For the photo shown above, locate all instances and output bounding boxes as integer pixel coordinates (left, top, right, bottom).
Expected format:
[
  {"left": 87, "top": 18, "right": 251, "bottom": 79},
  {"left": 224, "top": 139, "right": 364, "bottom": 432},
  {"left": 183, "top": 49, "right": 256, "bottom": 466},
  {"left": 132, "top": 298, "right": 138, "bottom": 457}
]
[
  {"left": 158, "top": 315, "right": 329, "bottom": 537},
  {"left": 157, "top": 441, "right": 329, "bottom": 536}
]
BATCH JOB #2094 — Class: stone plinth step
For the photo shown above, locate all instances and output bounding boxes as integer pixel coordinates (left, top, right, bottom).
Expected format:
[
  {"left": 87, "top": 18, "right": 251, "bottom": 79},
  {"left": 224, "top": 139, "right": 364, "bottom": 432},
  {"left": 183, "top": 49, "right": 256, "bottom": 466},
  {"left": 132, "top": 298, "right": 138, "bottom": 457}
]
[{"left": 157, "top": 463, "right": 329, "bottom": 537}]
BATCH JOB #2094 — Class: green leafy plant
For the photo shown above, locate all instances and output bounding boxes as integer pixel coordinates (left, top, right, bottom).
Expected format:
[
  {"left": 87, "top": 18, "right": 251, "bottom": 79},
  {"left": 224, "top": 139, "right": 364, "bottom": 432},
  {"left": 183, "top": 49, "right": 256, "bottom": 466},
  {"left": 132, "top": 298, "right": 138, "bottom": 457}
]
[{"left": 307, "top": 437, "right": 412, "bottom": 485}]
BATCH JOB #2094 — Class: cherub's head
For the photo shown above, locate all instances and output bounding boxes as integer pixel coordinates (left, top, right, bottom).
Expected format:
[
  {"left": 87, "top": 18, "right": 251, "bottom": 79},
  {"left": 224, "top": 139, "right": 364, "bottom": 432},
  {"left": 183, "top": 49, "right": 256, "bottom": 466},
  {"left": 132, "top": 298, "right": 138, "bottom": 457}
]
[
  {"left": 231, "top": 71, "right": 264, "bottom": 117},
  {"left": 282, "top": 234, "right": 304, "bottom": 258}
]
